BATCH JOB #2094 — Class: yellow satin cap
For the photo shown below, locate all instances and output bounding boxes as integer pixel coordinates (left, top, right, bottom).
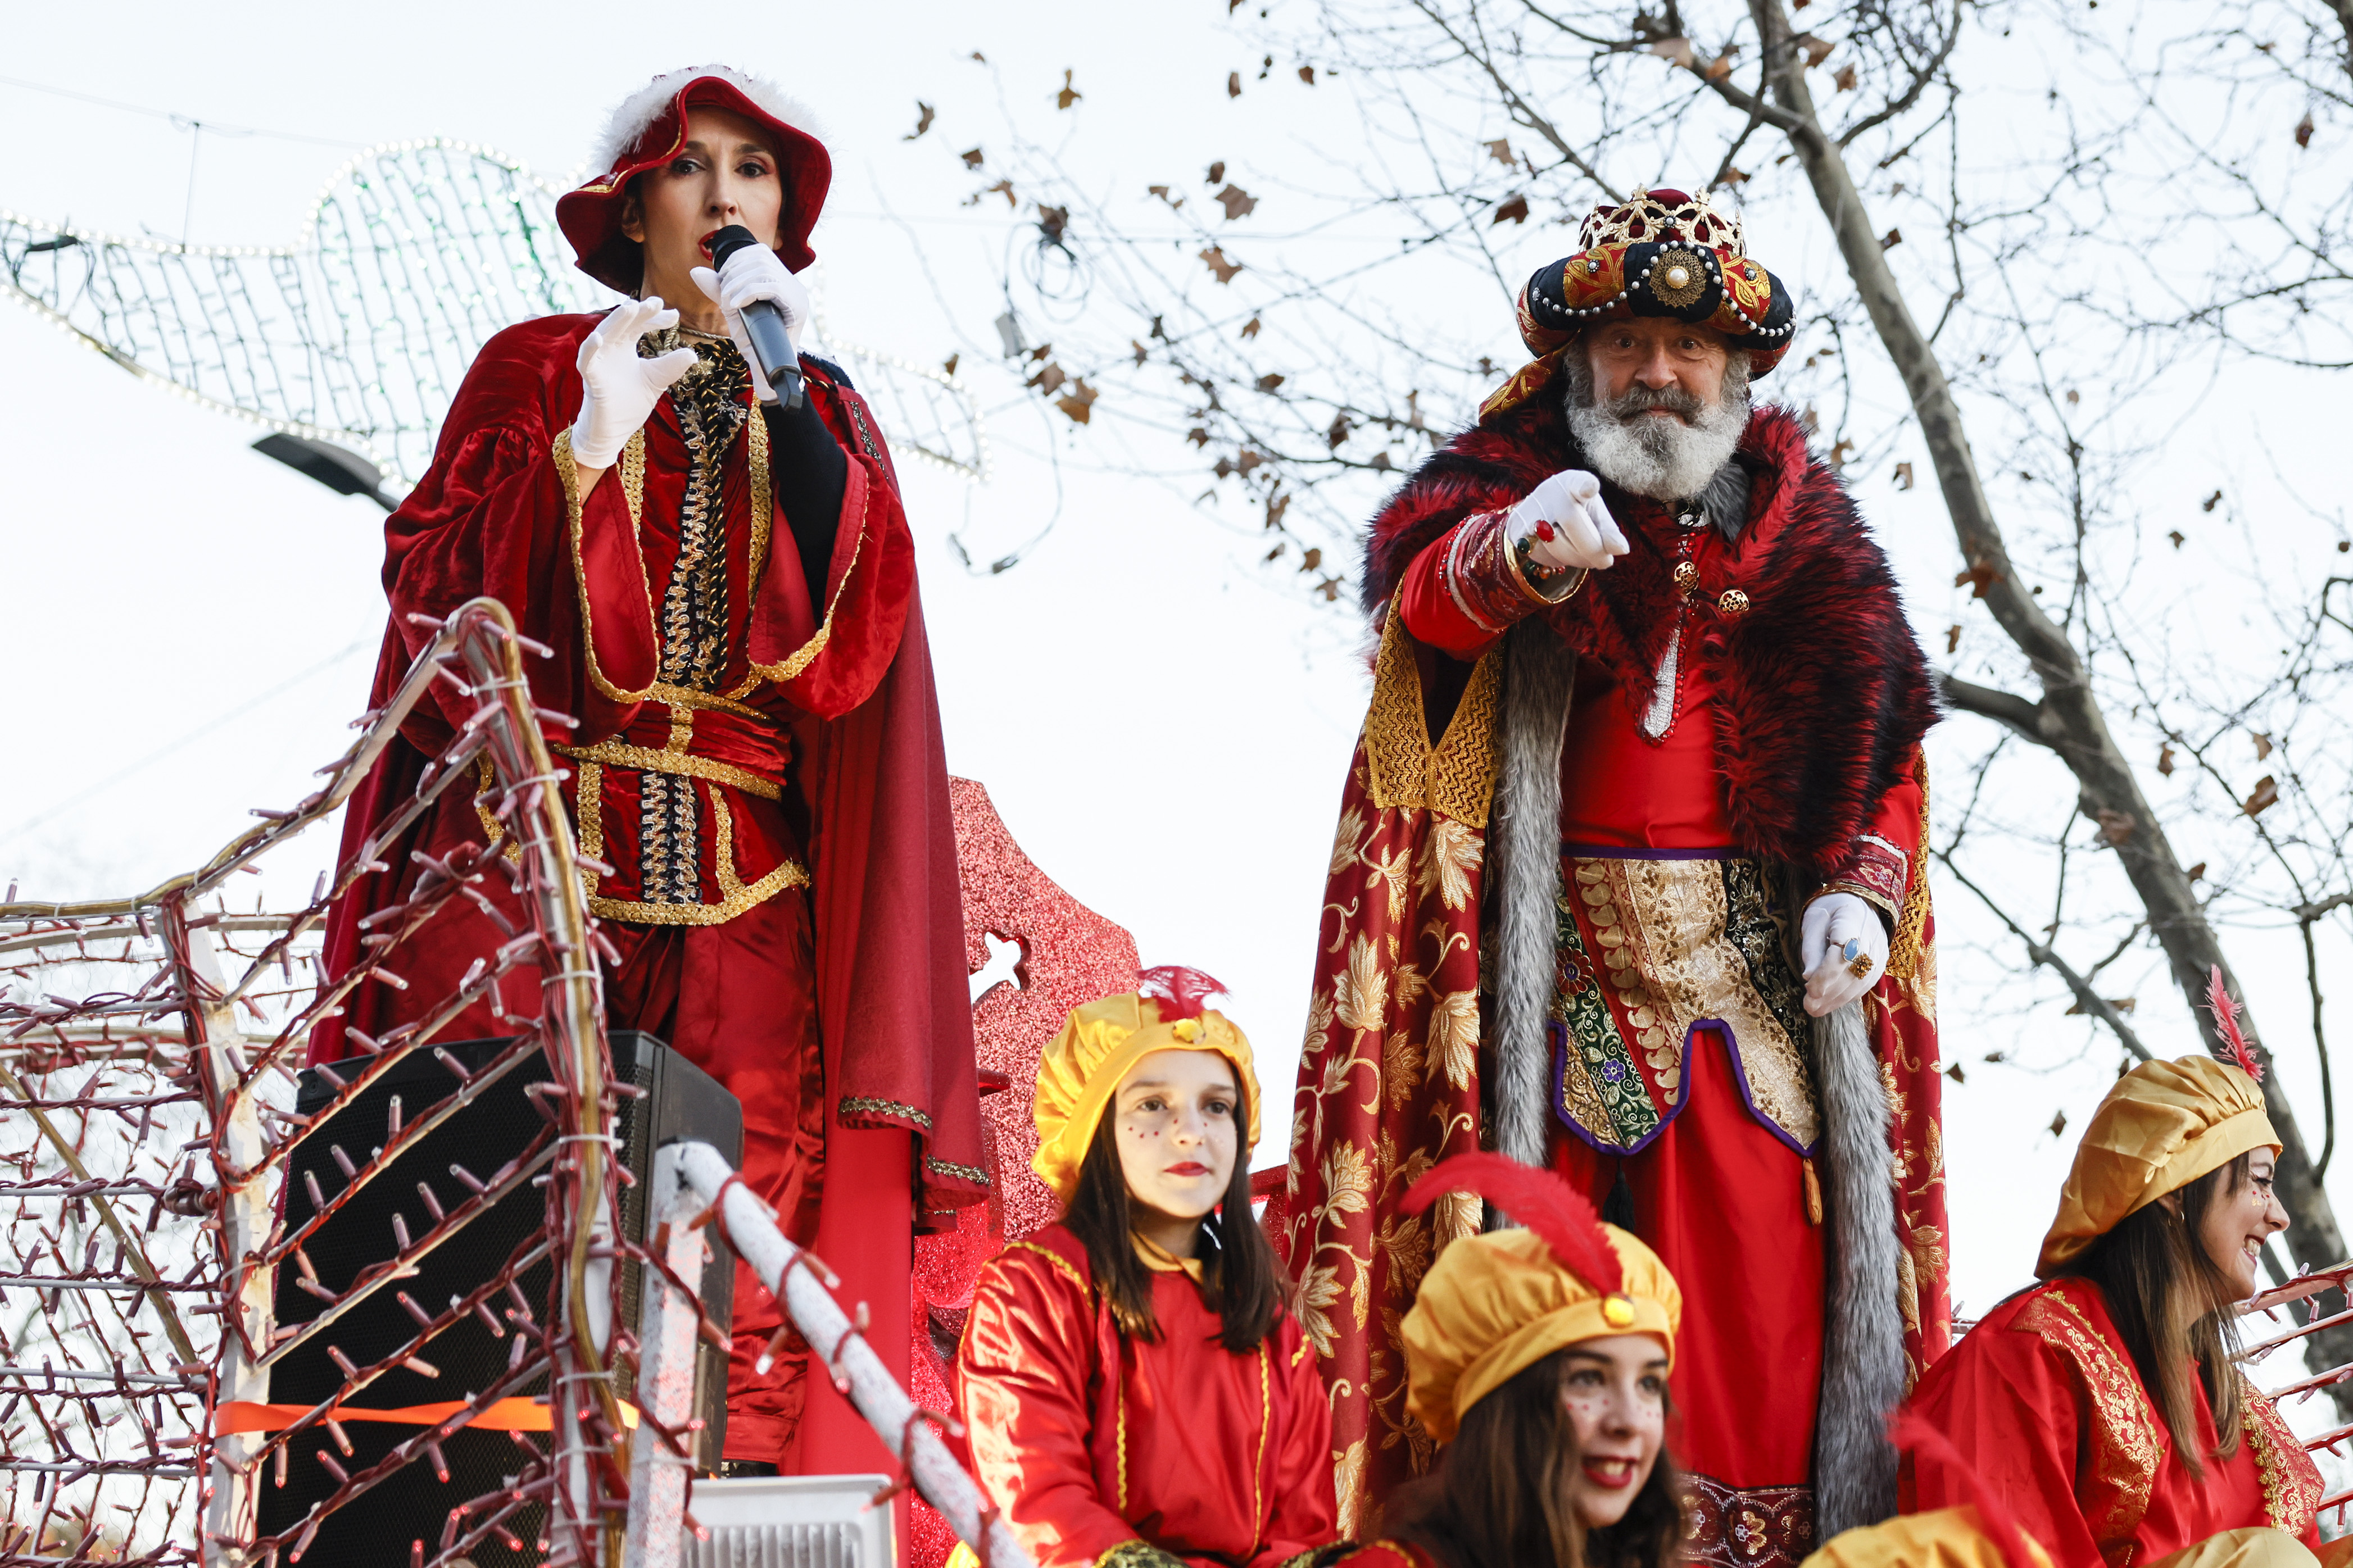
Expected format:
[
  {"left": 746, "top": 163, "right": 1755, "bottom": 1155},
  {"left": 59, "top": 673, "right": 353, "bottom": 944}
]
[
  {"left": 1030, "top": 989, "right": 1261, "bottom": 1202},
  {"left": 1800, "top": 1507, "right": 2053, "bottom": 1568},
  {"left": 1401, "top": 1222, "right": 1680, "bottom": 1444},
  {"left": 2036, "top": 1053, "right": 2278, "bottom": 1278}
]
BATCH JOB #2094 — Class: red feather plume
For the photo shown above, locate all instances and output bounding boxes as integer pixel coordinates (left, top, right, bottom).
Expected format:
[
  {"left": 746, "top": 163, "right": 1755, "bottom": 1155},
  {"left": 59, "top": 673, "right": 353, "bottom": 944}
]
[
  {"left": 1136, "top": 965, "right": 1227, "bottom": 1022},
  {"left": 2205, "top": 965, "right": 2263, "bottom": 1083},
  {"left": 1399, "top": 1152, "right": 1623, "bottom": 1296},
  {"left": 1887, "top": 1411, "right": 2038, "bottom": 1568}
]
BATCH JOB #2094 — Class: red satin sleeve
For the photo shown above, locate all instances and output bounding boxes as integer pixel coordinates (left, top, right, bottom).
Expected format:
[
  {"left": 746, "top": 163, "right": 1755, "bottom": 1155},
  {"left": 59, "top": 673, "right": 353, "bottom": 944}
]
[
  {"left": 1900, "top": 1321, "right": 2104, "bottom": 1568},
  {"left": 1255, "top": 1319, "right": 1340, "bottom": 1567},
  {"left": 1397, "top": 521, "right": 1498, "bottom": 659},
  {"left": 380, "top": 315, "right": 655, "bottom": 750},
  {"left": 746, "top": 375, "right": 915, "bottom": 720},
  {"left": 956, "top": 1247, "right": 1137, "bottom": 1567}
]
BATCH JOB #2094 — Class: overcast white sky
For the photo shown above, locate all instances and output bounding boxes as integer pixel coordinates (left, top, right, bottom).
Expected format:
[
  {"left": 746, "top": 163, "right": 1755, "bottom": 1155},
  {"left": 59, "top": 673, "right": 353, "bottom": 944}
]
[{"left": 4, "top": 0, "right": 2351, "bottom": 1428}]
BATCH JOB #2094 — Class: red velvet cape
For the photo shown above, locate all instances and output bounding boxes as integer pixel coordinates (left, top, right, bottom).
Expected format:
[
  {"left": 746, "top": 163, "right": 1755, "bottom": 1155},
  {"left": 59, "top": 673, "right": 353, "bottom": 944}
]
[{"left": 1362, "top": 374, "right": 1935, "bottom": 877}]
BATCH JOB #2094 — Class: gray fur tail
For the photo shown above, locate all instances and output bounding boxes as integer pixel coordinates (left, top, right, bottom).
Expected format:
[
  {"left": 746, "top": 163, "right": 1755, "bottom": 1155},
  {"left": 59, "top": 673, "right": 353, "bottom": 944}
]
[
  {"left": 1811, "top": 998, "right": 1906, "bottom": 1537},
  {"left": 1487, "top": 622, "right": 1575, "bottom": 1170}
]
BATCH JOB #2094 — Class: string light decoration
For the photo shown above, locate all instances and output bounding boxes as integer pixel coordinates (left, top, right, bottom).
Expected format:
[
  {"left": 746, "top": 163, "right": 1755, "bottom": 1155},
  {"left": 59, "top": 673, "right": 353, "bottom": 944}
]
[{"left": 0, "top": 138, "right": 987, "bottom": 495}]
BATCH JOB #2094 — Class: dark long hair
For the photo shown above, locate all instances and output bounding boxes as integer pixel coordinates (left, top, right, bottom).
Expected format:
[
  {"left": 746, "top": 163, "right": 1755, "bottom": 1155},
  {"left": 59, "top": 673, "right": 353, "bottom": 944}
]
[
  {"left": 1374, "top": 1351, "right": 1681, "bottom": 1568},
  {"left": 1061, "top": 1102, "right": 1283, "bottom": 1353},
  {"left": 2053, "top": 1152, "right": 2252, "bottom": 1474}
]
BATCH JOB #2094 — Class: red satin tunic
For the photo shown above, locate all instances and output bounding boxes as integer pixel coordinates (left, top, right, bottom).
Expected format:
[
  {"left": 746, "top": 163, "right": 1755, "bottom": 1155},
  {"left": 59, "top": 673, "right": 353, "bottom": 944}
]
[
  {"left": 1901, "top": 1279, "right": 2324, "bottom": 1568},
  {"left": 956, "top": 1225, "right": 1339, "bottom": 1568}
]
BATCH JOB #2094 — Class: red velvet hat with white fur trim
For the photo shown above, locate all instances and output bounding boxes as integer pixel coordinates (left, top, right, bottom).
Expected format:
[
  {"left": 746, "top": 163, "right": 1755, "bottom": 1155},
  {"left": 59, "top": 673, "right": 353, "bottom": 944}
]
[{"left": 556, "top": 65, "right": 830, "bottom": 294}]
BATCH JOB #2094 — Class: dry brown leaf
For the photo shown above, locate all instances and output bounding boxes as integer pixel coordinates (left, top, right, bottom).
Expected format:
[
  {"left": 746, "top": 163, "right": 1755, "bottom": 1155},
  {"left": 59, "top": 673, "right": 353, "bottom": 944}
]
[
  {"left": 2157, "top": 743, "right": 2175, "bottom": 777},
  {"left": 1945, "top": 1061, "right": 1966, "bottom": 1084},
  {"left": 2295, "top": 112, "right": 2315, "bottom": 149},
  {"left": 1715, "top": 167, "right": 1751, "bottom": 188},
  {"left": 1227, "top": 70, "right": 1243, "bottom": 98},
  {"left": 1327, "top": 412, "right": 1353, "bottom": 449},
  {"left": 1945, "top": 624, "right": 1962, "bottom": 655},
  {"left": 1319, "top": 578, "right": 1341, "bottom": 602},
  {"left": 2049, "top": 1110, "right": 2069, "bottom": 1139},
  {"left": 1199, "top": 246, "right": 1244, "bottom": 284},
  {"left": 1370, "top": 451, "right": 1394, "bottom": 472},
  {"left": 1236, "top": 449, "right": 1265, "bottom": 476},
  {"left": 942, "top": 352, "right": 959, "bottom": 378},
  {"left": 1707, "top": 49, "right": 1739, "bottom": 81},
  {"left": 1299, "top": 65, "right": 1317, "bottom": 84},
  {"left": 2252, "top": 731, "right": 2273, "bottom": 761},
  {"left": 1893, "top": 461, "right": 1914, "bottom": 490},
  {"left": 1268, "top": 492, "right": 1291, "bottom": 531},
  {"left": 1027, "top": 362, "right": 1067, "bottom": 395},
  {"left": 2167, "top": 530, "right": 2186, "bottom": 548},
  {"left": 2187, "top": 861, "right": 2207, "bottom": 882},
  {"left": 1208, "top": 160, "right": 1227, "bottom": 184},
  {"left": 1300, "top": 547, "right": 1323, "bottom": 572},
  {"left": 1216, "top": 184, "right": 1259, "bottom": 220},
  {"left": 1056, "top": 70, "right": 1083, "bottom": 110},
  {"left": 2095, "top": 808, "right": 2137, "bottom": 846},
  {"left": 1036, "top": 204, "right": 1069, "bottom": 244},
  {"left": 1881, "top": 227, "right": 1904, "bottom": 249},
  {"left": 1492, "top": 194, "right": 1531, "bottom": 225},
  {"left": 1797, "top": 33, "right": 1835, "bottom": 67},
  {"left": 1954, "top": 561, "right": 2001, "bottom": 598},
  {"left": 1257, "top": 372, "right": 1287, "bottom": 392},
  {"left": 1833, "top": 64, "right": 1857, "bottom": 91},
  {"left": 2244, "top": 775, "right": 2279, "bottom": 816},
  {"left": 1240, "top": 315, "right": 1262, "bottom": 340},
  {"left": 2202, "top": 489, "right": 2224, "bottom": 512},
  {"left": 904, "top": 102, "right": 936, "bottom": 140},
  {"left": 1187, "top": 427, "right": 1210, "bottom": 448},
  {"left": 2065, "top": 388, "right": 2080, "bottom": 405},
  {"left": 1647, "top": 37, "right": 1697, "bottom": 70},
  {"left": 1131, "top": 340, "right": 1148, "bottom": 366},
  {"left": 1830, "top": 438, "right": 1857, "bottom": 466},
  {"left": 1055, "top": 381, "right": 1098, "bottom": 423},
  {"left": 960, "top": 147, "right": 985, "bottom": 169},
  {"left": 1485, "top": 138, "right": 1515, "bottom": 166}
]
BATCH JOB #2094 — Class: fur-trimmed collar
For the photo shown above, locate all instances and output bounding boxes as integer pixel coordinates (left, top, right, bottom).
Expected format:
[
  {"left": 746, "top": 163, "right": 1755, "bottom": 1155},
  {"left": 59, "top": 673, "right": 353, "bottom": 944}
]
[{"left": 590, "top": 64, "right": 824, "bottom": 175}]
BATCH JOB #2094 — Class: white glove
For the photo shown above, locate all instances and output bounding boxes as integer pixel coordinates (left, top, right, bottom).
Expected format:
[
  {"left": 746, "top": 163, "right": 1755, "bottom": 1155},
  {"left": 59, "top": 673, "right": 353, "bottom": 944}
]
[
  {"left": 691, "top": 244, "right": 811, "bottom": 405},
  {"left": 570, "top": 298, "right": 697, "bottom": 469},
  {"left": 1802, "top": 892, "right": 1889, "bottom": 1017},
  {"left": 1506, "top": 469, "right": 1628, "bottom": 575}
]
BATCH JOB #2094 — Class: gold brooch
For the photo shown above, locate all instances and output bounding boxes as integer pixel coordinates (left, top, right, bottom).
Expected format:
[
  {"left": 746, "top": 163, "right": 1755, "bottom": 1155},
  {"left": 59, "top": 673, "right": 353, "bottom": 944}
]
[
  {"left": 1648, "top": 245, "right": 1710, "bottom": 309},
  {"left": 1170, "top": 1018, "right": 1202, "bottom": 1043},
  {"left": 1602, "top": 1293, "right": 1638, "bottom": 1329},
  {"left": 1673, "top": 561, "right": 1700, "bottom": 599},
  {"left": 1717, "top": 587, "right": 1751, "bottom": 618}
]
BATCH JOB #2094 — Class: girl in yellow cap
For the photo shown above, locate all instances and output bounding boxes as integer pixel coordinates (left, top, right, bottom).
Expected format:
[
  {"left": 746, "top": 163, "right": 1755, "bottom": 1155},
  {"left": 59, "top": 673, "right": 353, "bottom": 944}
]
[
  {"left": 1330, "top": 1152, "right": 1685, "bottom": 1568},
  {"left": 954, "top": 969, "right": 1338, "bottom": 1568},
  {"left": 1899, "top": 988, "right": 2331, "bottom": 1568}
]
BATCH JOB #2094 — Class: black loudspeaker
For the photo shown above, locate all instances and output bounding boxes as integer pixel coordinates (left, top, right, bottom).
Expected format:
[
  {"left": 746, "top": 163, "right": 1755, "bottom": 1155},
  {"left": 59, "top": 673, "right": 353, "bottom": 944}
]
[{"left": 260, "top": 1031, "right": 742, "bottom": 1566}]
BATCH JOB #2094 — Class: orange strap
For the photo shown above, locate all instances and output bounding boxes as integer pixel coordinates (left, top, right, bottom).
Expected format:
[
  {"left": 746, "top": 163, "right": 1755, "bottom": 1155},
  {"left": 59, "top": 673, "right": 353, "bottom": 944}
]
[{"left": 216, "top": 1397, "right": 637, "bottom": 1435}]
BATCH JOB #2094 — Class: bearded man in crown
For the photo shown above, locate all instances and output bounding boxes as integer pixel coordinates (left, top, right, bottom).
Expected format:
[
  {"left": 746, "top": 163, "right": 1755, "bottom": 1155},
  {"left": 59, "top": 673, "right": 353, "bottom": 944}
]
[{"left": 1280, "top": 189, "right": 1946, "bottom": 1564}]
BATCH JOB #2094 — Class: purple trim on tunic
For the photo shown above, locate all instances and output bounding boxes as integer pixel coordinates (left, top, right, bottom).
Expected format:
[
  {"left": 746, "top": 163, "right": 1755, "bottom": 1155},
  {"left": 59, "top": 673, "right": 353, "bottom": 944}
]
[
  {"left": 1550, "top": 1018, "right": 1819, "bottom": 1159},
  {"left": 1697, "top": 1015, "right": 1820, "bottom": 1158},
  {"left": 1558, "top": 843, "right": 1738, "bottom": 861}
]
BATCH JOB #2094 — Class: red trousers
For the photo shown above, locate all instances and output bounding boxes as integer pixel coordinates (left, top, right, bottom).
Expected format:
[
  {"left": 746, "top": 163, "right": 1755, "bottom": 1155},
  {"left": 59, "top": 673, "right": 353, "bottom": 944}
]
[
  {"left": 602, "top": 892, "right": 826, "bottom": 1464},
  {"left": 1551, "top": 1021, "right": 1824, "bottom": 1491}
]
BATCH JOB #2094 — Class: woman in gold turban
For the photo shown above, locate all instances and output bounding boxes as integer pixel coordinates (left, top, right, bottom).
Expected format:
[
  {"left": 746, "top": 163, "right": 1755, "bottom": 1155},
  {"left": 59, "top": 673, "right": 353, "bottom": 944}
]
[
  {"left": 1897, "top": 1016, "right": 2335, "bottom": 1568},
  {"left": 1330, "top": 1153, "right": 1685, "bottom": 1568},
  {"left": 953, "top": 969, "right": 1338, "bottom": 1568}
]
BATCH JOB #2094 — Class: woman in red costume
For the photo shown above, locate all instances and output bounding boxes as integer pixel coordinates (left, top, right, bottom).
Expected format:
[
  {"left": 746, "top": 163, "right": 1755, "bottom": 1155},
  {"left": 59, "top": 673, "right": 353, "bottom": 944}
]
[
  {"left": 1330, "top": 1153, "right": 1681, "bottom": 1568},
  {"left": 954, "top": 970, "right": 1337, "bottom": 1568},
  {"left": 312, "top": 65, "right": 986, "bottom": 1472},
  {"left": 1900, "top": 1010, "right": 2342, "bottom": 1568}
]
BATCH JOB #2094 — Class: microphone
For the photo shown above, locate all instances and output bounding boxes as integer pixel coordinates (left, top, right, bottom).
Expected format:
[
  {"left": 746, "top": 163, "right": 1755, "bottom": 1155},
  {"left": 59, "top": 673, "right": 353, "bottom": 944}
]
[{"left": 706, "top": 224, "right": 805, "bottom": 412}]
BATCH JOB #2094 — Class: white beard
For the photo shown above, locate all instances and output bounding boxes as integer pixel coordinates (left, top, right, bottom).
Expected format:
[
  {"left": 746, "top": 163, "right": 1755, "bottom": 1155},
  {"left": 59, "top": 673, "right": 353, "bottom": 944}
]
[{"left": 1565, "top": 352, "right": 1752, "bottom": 501}]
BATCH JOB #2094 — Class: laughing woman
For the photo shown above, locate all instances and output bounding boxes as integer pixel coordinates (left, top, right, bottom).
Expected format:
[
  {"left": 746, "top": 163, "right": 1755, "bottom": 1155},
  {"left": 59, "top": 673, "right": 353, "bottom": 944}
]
[
  {"left": 954, "top": 970, "right": 1338, "bottom": 1568},
  {"left": 1901, "top": 1005, "right": 2334, "bottom": 1568},
  {"left": 1332, "top": 1154, "right": 1684, "bottom": 1568}
]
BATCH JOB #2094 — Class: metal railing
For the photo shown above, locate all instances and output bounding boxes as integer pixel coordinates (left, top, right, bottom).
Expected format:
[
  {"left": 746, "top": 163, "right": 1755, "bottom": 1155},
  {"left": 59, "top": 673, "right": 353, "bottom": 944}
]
[{"left": 1, "top": 598, "right": 1027, "bottom": 1567}]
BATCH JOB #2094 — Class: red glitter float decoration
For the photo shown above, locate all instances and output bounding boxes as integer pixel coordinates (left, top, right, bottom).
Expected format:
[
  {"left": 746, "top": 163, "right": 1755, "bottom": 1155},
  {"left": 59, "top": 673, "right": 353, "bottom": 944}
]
[{"left": 906, "top": 778, "right": 1140, "bottom": 1567}]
